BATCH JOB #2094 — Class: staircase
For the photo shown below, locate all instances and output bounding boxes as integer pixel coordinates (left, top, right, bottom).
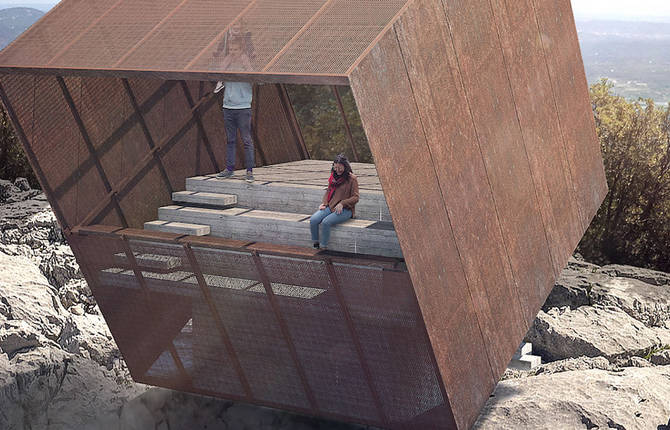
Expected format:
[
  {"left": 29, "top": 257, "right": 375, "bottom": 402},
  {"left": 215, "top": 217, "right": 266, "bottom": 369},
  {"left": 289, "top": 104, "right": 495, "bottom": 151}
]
[{"left": 142, "top": 162, "right": 402, "bottom": 258}]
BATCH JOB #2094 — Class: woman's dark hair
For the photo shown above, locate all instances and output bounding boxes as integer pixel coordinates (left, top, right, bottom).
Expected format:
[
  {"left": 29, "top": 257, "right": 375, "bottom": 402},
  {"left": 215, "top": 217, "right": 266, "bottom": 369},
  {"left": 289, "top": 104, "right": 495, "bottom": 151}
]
[{"left": 332, "top": 153, "right": 353, "bottom": 179}]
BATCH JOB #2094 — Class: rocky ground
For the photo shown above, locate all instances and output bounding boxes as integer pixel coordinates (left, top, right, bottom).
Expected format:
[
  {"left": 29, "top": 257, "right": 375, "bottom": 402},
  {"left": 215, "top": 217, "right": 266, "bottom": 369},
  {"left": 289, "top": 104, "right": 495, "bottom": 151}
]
[{"left": 1, "top": 178, "right": 669, "bottom": 429}]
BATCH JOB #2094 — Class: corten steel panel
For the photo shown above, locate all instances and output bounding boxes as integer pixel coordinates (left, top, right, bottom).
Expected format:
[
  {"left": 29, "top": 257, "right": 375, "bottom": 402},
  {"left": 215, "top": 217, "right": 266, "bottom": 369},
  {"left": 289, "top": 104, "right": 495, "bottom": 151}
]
[
  {"left": 187, "top": 0, "right": 329, "bottom": 73},
  {"left": 0, "top": 0, "right": 113, "bottom": 66},
  {"left": 66, "top": 227, "right": 448, "bottom": 428},
  {"left": 0, "top": 0, "right": 415, "bottom": 85},
  {"left": 266, "top": 0, "right": 408, "bottom": 75},
  {"left": 50, "top": 0, "right": 185, "bottom": 68},
  {"left": 70, "top": 233, "right": 192, "bottom": 383},
  {"left": 440, "top": 0, "right": 555, "bottom": 331},
  {"left": 1, "top": 74, "right": 305, "bottom": 229},
  {"left": 489, "top": 0, "right": 584, "bottom": 282},
  {"left": 349, "top": 29, "right": 488, "bottom": 430},
  {"left": 116, "top": 0, "right": 253, "bottom": 70},
  {"left": 532, "top": 0, "right": 608, "bottom": 230},
  {"left": 390, "top": 0, "right": 527, "bottom": 414}
]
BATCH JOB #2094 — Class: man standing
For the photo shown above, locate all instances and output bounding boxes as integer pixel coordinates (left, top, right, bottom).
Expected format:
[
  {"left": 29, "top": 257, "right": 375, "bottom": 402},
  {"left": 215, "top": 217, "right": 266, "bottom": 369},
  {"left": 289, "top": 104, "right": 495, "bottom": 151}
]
[{"left": 214, "top": 37, "right": 254, "bottom": 182}]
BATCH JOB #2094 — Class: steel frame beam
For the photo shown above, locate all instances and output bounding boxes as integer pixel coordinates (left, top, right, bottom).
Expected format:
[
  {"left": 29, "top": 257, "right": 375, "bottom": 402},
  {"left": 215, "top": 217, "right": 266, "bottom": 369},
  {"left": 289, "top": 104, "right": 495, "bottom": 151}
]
[
  {"left": 324, "top": 258, "right": 388, "bottom": 425},
  {"left": 332, "top": 85, "right": 359, "bottom": 162},
  {"left": 122, "top": 78, "right": 174, "bottom": 196},
  {"left": 58, "top": 76, "right": 129, "bottom": 227},
  {"left": 0, "top": 80, "right": 70, "bottom": 232},
  {"left": 251, "top": 251, "right": 319, "bottom": 411},
  {"left": 120, "top": 235, "right": 191, "bottom": 383},
  {"left": 183, "top": 243, "right": 253, "bottom": 399}
]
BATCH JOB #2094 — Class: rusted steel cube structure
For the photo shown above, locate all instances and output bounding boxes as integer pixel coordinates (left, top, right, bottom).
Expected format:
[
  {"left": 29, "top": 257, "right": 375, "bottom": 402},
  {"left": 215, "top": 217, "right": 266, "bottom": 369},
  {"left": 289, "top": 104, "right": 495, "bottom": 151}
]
[{"left": 0, "top": 0, "right": 607, "bottom": 428}]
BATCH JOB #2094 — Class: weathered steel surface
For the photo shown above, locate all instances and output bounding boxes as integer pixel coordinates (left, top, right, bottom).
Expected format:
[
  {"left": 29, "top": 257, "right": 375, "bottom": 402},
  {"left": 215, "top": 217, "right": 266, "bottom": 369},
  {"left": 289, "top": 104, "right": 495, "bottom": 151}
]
[
  {"left": 389, "top": 1, "right": 530, "bottom": 426},
  {"left": 532, "top": 0, "right": 608, "bottom": 231},
  {"left": 68, "top": 226, "right": 445, "bottom": 428},
  {"left": 0, "top": 74, "right": 305, "bottom": 229},
  {"left": 440, "top": 0, "right": 556, "bottom": 332},
  {"left": 350, "top": 28, "right": 484, "bottom": 430},
  {"left": 0, "top": 0, "right": 411, "bottom": 84},
  {"left": 0, "top": 1, "right": 608, "bottom": 428},
  {"left": 489, "top": 0, "right": 584, "bottom": 291}
]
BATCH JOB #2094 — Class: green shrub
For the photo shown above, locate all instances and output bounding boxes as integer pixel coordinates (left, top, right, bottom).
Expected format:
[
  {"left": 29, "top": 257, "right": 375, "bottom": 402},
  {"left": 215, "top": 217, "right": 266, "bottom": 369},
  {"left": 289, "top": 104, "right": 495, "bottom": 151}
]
[{"left": 578, "top": 80, "right": 670, "bottom": 272}]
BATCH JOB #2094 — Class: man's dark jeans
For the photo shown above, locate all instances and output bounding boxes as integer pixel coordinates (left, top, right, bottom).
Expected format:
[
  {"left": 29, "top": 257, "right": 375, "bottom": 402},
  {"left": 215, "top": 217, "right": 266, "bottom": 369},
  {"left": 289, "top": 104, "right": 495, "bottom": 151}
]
[{"left": 223, "top": 107, "right": 254, "bottom": 172}]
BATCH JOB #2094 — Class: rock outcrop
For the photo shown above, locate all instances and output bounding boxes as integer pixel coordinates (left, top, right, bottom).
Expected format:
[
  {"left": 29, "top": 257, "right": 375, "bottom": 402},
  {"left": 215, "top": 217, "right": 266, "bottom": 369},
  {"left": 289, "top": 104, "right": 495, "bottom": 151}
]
[{"left": 477, "top": 256, "right": 670, "bottom": 428}]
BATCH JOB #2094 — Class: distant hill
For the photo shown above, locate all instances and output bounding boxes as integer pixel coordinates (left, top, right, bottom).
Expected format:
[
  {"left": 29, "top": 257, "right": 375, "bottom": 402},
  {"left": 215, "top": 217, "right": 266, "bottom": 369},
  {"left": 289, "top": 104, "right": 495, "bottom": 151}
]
[
  {"left": 576, "top": 20, "right": 670, "bottom": 104},
  {"left": 0, "top": 7, "right": 43, "bottom": 49}
]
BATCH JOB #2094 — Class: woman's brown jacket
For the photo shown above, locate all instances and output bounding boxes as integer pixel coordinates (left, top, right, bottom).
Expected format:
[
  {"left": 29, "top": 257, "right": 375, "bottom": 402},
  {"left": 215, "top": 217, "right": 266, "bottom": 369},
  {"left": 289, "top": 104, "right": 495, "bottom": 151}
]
[{"left": 321, "top": 174, "right": 359, "bottom": 218}]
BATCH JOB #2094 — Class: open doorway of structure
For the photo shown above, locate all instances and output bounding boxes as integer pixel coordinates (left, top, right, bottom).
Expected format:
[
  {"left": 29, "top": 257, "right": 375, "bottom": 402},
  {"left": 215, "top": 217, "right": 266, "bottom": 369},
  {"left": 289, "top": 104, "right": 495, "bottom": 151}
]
[
  {"left": 283, "top": 84, "right": 372, "bottom": 164},
  {"left": 151, "top": 83, "right": 399, "bottom": 258}
]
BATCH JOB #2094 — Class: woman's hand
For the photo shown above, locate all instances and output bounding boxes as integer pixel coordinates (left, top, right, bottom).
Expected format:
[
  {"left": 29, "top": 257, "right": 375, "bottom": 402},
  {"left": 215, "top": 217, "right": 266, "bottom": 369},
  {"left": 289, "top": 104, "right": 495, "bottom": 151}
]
[
  {"left": 334, "top": 203, "right": 343, "bottom": 214},
  {"left": 319, "top": 204, "right": 327, "bottom": 210}
]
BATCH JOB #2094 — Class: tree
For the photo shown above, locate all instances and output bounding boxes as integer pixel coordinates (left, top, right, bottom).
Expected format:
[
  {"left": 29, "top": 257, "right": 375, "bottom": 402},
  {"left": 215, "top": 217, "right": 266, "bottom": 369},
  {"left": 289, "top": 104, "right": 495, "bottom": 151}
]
[
  {"left": 0, "top": 106, "right": 38, "bottom": 187},
  {"left": 578, "top": 80, "right": 670, "bottom": 272}
]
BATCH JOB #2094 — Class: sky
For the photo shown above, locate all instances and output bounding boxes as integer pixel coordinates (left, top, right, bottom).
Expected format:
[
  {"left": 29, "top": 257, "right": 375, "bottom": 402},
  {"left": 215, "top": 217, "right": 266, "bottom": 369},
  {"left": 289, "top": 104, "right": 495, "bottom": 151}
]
[
  {"left": 1, "top": 0, "right": 670, "bottom": 22},
  {"left": 571, "top": 0, "right": 670, "bottom": 21}
]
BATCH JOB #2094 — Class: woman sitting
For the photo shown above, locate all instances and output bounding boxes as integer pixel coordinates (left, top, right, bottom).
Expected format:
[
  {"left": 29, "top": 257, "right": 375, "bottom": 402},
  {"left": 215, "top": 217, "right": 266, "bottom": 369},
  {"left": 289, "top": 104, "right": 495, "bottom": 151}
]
[{"left": 310, "top": 154, "right": 359, "bottom": 250}]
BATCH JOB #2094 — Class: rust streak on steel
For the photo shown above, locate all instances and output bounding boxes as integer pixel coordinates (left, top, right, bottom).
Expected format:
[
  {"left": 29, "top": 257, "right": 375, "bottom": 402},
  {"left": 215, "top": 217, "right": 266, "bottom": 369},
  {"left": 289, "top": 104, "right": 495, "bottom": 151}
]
[
  {"left": 76, "top": 91, "right": 217, "bottom": 227},
  {"left": 251, "top": 85, "right": 268, "bottom": 166},
  {"left": 183, "top": 243, "right": 254, "bottom": 399},
  {"left": 324, "top": 258, "right": 388, "bottom": 425},
  {"left": 179, "top": 80, "right": 220, "bottom": 172},
  {"left": 332, "top": 85, "right": 359, "bottom": 162},
  {"left": 277, "top": 84, "right": 309, "bottom": 159},
  {"left": 120, "top": 236, "right": 191, "bottom": 384},
  {"left": 45, "top": 0, "right": 125, "bottom": 66},
  {"left": 113, "top": 0, "right": 191, "bottom": 67},
  {"left": 251, "top": 251, "right": 319, "bottom": 411},
  {"left": 57, "top": 76, "right": 129, "bottom": 228},
  {"left": 262, "top": 0, "right": 336, "bottom": 72},
  {"left": 184, "top": 0, "right": 260, "bottom": 70},
  {"left": 121, "top": 78, "right": 174, "bottom": 195},
  {"left": 0, "top": 80, "right": 70, "bottom": 232}
]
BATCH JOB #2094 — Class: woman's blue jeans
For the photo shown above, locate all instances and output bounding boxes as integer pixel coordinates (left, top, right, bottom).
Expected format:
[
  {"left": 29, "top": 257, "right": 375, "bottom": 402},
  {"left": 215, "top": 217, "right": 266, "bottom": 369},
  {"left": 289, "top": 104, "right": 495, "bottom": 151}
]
[{"left": 310, "top": 207, "right": 352, "bottom": 247}]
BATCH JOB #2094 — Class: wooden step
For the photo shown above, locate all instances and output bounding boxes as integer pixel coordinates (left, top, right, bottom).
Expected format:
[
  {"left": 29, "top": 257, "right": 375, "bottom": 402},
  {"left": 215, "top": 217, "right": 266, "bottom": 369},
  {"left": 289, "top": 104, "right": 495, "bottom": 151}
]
[
  {"left": 186, "top": 175, "right": 392, "bottom": 222},
  {"left": 172, "top": 191, "right": 237, "bottom": 208},
  {"left": 144, "top": 220, "right": 210, "bottom": 236},
  {"left": 157, "top": 205, "right": 402, "bottom": 258}
]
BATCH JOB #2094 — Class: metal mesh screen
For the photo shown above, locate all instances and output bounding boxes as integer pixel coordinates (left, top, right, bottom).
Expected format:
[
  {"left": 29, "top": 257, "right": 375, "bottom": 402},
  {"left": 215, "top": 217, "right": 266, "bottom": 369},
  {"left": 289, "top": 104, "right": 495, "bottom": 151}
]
[
  {"left": 0, "top": 74, "right": 305, "bottom": 230},
  {"left": 51, "top": 0, "right": 185, "bottom": 68},
  {"left": 0, "top": 0, "right": 113, "bottom": 66},
  {"left": 118, "top": 0, "right": 253, "bottom": 70},
  {"left": 188, "top": 0, "right": 328, "bottom": 72},
  {"left": 68, "top": 229, "right": 451, "bottom": 428},
  {"left": 267, "top": 0, "right": 407, "bottom": 74},
  {"left": 0, "top": 0, "right": 410, "bottom": 82}
]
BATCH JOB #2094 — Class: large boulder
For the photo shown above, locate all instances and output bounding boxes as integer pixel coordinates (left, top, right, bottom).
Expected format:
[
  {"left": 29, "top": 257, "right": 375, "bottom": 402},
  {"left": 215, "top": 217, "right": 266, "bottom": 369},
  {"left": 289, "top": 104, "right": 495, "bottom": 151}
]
[
  {"left": 0, "top": 253, "right": 73, "bottom": 346},
  {"left": 590, "top": 276, "right": 670, "bottom": 328},
  {"left": 599, "top": 264, "right": 670, "bottom": 286},
  {"left": 475, "top": 366, "right": 670, "bottom": 429},
  {"left": 526, "top": 306, "right": 663, "bottom": 362},
  {"left": 545, "top": 259, "right": 670, "bottom": 329}
]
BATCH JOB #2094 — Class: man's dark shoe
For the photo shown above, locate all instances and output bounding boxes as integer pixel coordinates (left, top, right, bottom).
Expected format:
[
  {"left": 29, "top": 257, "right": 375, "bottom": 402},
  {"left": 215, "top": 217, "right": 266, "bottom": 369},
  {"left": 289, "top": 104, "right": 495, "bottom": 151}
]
[
  {"left": 217, "top": 170, "right": 233, "bottom": 178},
  {"left": 245, "top": 172, "right": 254, "bottom": 183}
]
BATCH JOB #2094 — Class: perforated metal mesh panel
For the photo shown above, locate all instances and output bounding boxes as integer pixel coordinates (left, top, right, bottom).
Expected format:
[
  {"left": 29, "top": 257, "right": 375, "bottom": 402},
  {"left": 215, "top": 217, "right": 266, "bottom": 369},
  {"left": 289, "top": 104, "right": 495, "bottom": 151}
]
[
  {"left": 0, "top": 74, "right": 305, "bottom": 230},
  {"left": 67, "top": 229, "right": 451, "bottom": 428},
  {"left": 0, "top": 0, "right": 410, "bottom": 83}
]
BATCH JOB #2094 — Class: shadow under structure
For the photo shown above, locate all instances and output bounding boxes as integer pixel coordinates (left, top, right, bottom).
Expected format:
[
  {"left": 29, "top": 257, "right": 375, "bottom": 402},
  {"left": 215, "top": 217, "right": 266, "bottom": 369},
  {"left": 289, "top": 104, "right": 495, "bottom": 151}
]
[{"left": 0, "top": 0, "right": 607, "bottom": 428}]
